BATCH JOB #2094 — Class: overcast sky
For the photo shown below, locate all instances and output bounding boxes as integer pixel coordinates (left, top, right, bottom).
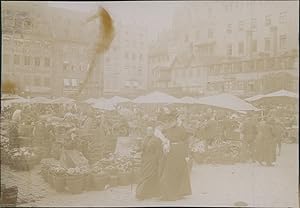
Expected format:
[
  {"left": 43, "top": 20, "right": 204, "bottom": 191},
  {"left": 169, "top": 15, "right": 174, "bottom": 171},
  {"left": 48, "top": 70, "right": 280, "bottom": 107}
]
[{"left": 47, "top": 1, "right": 184, "bottom": 41}]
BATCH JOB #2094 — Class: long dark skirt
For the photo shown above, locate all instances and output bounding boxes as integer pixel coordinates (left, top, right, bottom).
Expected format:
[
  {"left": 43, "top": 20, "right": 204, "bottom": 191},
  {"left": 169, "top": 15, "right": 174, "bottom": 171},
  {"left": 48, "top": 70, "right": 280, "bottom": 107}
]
[
  {"left": 136, "top": 157, "right": 160, "bottom": 200},
  {"left": 159, "top": 143, "right": 192, "bottom": 201},
  {"left": 255, "top": 137, "right": 276, "bottom": 164}
]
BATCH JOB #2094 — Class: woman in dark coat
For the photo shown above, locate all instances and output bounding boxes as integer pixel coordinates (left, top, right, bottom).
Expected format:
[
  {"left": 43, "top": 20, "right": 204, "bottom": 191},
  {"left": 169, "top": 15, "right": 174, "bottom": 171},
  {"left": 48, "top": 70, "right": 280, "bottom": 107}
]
[
  {"left": 255, "top": 118, "right": 275, "bottom": 166},
  {"left": 136, "top": 127, "right": 163, "bottom": 200},
  {"left": 159, "top": 113, "right": 192, "bottom": 201}
]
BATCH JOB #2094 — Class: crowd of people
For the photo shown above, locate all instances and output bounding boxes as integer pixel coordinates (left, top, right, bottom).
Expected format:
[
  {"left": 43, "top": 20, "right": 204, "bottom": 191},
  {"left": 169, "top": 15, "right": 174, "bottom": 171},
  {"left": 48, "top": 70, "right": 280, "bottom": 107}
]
[{"left": 1, "top": 99, "right": 297, "bottom": 201}]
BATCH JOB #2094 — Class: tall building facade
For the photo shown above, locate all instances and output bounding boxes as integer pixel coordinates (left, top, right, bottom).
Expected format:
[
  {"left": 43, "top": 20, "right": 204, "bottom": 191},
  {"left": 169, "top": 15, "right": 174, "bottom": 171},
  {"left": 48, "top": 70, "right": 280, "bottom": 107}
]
[
  {"left": 102, "top": 20, "right": 149, "bottom": 97},
  {"left": 1, "top": 1, "right": 150, "bottom": 98},
  {"left": 149, "top": 1, "right": 299, "bottom": 97}
]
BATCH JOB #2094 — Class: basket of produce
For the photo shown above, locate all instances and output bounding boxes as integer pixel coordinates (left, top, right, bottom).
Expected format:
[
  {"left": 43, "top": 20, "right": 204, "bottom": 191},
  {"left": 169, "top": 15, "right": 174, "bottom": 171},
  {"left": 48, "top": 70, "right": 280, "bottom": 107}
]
[
  {"left": 50, "top": 166, "right": 67, "bottom": 192},
  {"left": 65, "top": 166, "right": 89, "bottom": 194}
]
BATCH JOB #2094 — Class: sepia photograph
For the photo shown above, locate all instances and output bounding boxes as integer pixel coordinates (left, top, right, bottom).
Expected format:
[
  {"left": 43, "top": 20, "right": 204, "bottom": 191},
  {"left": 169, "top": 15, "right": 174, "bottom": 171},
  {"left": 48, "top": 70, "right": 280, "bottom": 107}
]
[{"left": 0, "top": 1, "right": 299, "bottom": 207}]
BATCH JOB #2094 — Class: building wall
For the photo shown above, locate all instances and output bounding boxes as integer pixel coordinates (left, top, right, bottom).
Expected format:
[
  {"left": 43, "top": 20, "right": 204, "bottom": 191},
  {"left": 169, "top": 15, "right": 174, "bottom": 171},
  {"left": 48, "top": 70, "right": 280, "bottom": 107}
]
[
  {"left": 102, "top": 20, "right": 149, "bottom": 96},
  {"left": 149, "top": 1, "right": 299, "bottom": 96},
  {"left": 1, "top": 2, "right": 103, "bottom": 98}
]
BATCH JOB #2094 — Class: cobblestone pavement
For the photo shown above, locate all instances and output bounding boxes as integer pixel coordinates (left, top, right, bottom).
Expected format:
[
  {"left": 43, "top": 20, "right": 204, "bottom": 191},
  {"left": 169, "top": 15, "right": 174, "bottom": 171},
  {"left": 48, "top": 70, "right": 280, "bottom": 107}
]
[
  {"left": 1, "top": 143, "right": 298, "bottom": 207},
  {"left": 1, "top": 164, "right": 56, "bottom": 205}
]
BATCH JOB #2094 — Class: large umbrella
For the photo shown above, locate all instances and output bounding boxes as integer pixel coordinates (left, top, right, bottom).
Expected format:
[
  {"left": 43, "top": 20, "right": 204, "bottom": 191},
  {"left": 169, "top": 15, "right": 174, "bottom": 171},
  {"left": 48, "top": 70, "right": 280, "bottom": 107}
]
[
  {"left": 93, "top": 97, "right": 107, "bottom": 105},
  {"left": 179, "top": 96, "right": 198, "bottom": 104},
  {"left": 1, "top": 94, "right": 23, "bottom": 100},
  {"left": 245, "top": 94, "right": 265, "bottom": 102},
  {"left": 51, "top": 97, "right": 75, "bottom": 104},
  {"left": 264, "top": 90, "right": 298, "bottom": 99},
  {"left": 108, "top": 96, "right": 131, "bottom": 105},
  {"left": 196, "top": 93, "right": 260, "bottom": 112},
  {"left": 92, "top": 100, "right": 115, "bottom": 111},
  {"left": 84, "top": 98, "right": 98, "bottom": 104},
  {"left": 2, "top": 97, "right": 30, "bottom": 104},
  {"left": 247, "top": 90, "right": 299, "bottom": 104},
  {"left": 30, "top": 97, "right": 52, "bottom": 104},
  {"left": 132, "top": 91, "right": 181, "bottom": 104}
]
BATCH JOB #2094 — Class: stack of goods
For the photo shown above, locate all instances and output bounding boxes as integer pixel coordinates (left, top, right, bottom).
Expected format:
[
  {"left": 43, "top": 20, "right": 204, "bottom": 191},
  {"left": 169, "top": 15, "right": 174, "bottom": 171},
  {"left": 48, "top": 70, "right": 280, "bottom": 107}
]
[
  {"left": 9, "top": 147, "right": 39, "bottom": 171},
  {"left": 191, "top": 140, "right": 242, "bottom": 164}
]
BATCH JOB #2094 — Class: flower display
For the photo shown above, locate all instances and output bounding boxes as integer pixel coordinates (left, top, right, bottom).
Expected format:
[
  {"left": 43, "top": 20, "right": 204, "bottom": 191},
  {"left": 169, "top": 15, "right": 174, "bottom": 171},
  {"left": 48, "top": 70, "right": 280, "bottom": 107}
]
[
  {"left": 66, "top": 166, "right": 90, "bottom": 176},
  {"left": 9, "top": 147, "right": 36, "bottom": 161},
  {"left": 50, "top": 166, "right": 67, "bottom": 176},
  {"left": 191, "top": 140, "right": 206, "bottom": 153},
  {"left": 41, "top": 158, "right": 62, "bottom": 173}
]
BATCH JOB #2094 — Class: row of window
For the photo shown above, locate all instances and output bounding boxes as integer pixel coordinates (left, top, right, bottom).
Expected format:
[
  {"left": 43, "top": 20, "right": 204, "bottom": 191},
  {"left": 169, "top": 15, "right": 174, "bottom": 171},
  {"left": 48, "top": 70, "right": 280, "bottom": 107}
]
[
  {"left": 123, "top": 53, "right": 144, "bottom": 61},
  {"left": 125, "top": 80, "right": 140, "bottom": 88},
  {"left": 63, "top": 63, "right": 87, "bottom": 72},
  {"left": 208, "top": 57, "right": 295, "bottom": 75},
  {"left": 170, "top": 56, "right": 295, "bottom": 79},
  {"left": 21, "top": 75, "right": 50, "bottom": 87},
  {"left": 207, "top": 79, "right": 263, "bottom": 92},
  {"left": 226, "top": 35, "right": 287, "bottom": 56},
  {"left": 3, "top": 54, "right": 51, "bottom": 67},
  {"left": 149, "top": 55, "right": 169, "bottom": 64},
  {"left": 227, "top": 12, "right": 287, "bottom": 34},
  {"left": 64, "top": 79, "right": 79, "bottom": 87}
]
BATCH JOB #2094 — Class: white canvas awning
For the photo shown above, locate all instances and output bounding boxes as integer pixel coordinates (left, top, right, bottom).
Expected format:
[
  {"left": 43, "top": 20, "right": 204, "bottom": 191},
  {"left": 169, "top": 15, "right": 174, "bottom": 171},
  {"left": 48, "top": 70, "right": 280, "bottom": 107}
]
[
  {"left": 196, "top": 93, "right": 260, "bottom": 112},
  {"left": 84, "top": 98, "right": 98, "bottom": 104},
  {"left": 246, "top": 90, "right": 298, "bottom": 102},
  {"left": 92, "top": 100, "right": 115, "bottom": 111},
  {"left": 30, "top": 96, "right": 52, "bottom": 104},
  {"left": 245, "top": 94, "right": 265, "bottom": 102},
  {"left": 264, "top": 90, "right": 298, "bottom": 99},
  {"left": 179, "top": 96, "right": 198, "bottom": 104},
  {"left": 132, "top": 91, "right": 181, "bottom": 104},
  {"left": 51, "top": 97, "right": 75, "bottom": 104},
  {"left": 107, "top": 96, "right": 131, "bottom": 105}
]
